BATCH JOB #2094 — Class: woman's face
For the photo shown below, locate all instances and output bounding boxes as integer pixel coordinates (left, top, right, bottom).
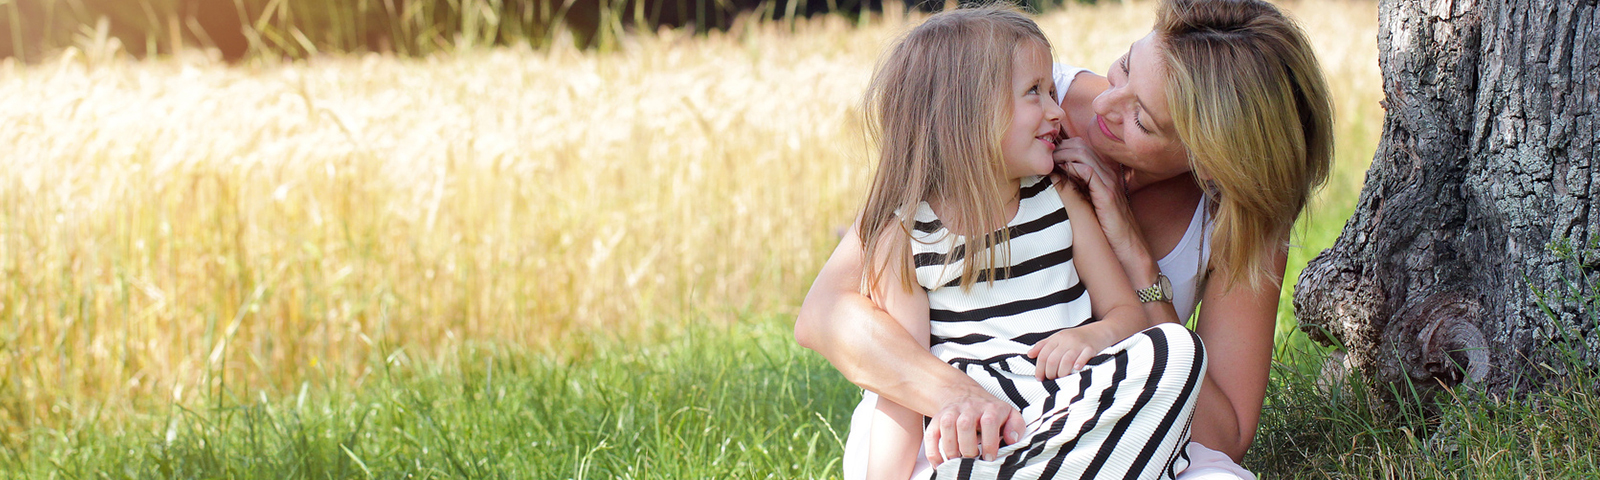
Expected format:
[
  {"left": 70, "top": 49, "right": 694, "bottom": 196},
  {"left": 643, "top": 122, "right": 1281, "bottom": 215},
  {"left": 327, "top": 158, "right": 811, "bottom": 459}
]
[{"left": 1089, "top": 33, "right": 1191, "bottom": 184}]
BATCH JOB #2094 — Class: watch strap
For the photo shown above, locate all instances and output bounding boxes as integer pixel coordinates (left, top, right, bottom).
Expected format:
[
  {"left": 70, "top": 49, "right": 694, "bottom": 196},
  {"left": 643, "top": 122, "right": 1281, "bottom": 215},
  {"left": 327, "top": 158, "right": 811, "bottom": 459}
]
[{"left": 1136, "top": 274, "right": 1172, "bottom": 303}]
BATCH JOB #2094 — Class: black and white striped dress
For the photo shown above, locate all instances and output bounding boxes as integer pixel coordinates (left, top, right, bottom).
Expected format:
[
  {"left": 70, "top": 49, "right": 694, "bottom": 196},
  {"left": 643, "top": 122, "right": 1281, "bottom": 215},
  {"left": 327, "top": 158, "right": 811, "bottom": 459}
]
[{"left": 912, "top": 176, "right": 1207, "bottom": 480}]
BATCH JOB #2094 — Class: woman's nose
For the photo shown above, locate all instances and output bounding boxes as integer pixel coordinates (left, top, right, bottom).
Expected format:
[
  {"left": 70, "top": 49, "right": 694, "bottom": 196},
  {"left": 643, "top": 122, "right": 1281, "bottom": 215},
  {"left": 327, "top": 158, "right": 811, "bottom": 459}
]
[{"left": 1092, "top": 90, "right": 1123, "bottom": 124}]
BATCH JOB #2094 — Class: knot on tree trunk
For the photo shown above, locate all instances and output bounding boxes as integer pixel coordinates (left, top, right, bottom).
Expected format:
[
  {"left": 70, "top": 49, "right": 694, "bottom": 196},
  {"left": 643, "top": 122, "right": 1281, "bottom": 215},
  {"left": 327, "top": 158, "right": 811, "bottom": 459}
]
[{"left": 1408, "top": 293, "right": 1490, "bottom": 386}]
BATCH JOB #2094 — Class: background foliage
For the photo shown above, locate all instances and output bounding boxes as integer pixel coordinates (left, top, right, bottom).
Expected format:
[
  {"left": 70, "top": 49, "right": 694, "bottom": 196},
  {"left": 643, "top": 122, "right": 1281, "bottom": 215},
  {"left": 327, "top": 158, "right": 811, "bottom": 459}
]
[{"left": 0, "top": 0, "right": 1108, "bottom": 62}]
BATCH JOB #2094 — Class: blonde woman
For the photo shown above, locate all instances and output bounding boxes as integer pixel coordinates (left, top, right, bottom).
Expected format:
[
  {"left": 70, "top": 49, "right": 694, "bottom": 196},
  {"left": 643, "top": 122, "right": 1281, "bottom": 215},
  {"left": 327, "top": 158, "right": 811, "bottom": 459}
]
[{"left": 794, "top": 0, "right": 1333, "bottom": 478}]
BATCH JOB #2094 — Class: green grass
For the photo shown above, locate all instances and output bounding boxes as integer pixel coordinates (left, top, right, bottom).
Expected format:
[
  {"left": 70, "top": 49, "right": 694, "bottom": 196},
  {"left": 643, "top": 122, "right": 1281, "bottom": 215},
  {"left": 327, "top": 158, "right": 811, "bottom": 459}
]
[
  {"left": 1, "top": 318, "right": 861, "bottom": 479},
  {"left": 6, "top": 313, "right": 1598, "bottom": 478},
  {"left": 1249, "top": 332, "right": 1600, "bottom": 478}
]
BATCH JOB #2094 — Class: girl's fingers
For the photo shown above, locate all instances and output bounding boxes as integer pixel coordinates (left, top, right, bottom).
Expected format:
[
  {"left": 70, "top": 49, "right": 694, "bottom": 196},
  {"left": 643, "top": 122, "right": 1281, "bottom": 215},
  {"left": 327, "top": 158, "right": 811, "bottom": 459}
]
[{"left": 1036, "top": 347, "right": 1053, "bottom": 380}]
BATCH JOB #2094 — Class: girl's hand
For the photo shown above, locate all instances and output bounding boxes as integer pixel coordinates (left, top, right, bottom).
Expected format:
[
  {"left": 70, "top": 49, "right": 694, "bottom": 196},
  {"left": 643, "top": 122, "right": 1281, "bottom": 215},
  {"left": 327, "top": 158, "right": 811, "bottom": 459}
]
[
  {"left": 922, "top": 392, "right": 1026, "bottom": 466},
  {"left": 1027, "top": 327, "right": 1115, "bottom": 380},
  {"left": 1052, "top": 138, "right": 1145, "bottom": 261}
]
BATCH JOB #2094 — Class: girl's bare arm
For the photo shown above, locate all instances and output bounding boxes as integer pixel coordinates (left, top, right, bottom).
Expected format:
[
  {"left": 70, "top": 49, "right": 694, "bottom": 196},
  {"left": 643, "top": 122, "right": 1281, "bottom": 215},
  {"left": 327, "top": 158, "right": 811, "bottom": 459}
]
[
  {"left": 865, "top": 246, "right": 933, "bottom": 478},
  {"left": 1026, "top": 182, "right": 1151, "bottom": 379}
]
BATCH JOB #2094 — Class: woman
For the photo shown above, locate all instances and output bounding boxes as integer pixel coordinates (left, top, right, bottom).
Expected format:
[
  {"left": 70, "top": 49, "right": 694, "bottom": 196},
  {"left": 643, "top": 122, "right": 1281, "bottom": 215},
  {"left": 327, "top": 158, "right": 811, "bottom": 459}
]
[{"left": 793, "top": 0, "right": 1333, "bottom": 478}]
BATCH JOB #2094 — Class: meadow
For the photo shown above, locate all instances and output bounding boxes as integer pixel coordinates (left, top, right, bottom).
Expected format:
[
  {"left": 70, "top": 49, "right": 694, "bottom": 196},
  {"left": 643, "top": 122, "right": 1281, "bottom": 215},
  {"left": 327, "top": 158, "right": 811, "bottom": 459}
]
[{"left": 2, "top": 0, "right": 1596, "bottom": 477}]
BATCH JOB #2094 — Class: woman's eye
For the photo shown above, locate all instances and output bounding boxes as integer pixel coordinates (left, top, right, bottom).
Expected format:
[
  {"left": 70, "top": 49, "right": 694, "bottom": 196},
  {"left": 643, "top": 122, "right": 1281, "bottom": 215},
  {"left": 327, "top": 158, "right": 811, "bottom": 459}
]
[{"left": 1134, "top": 111, "right": 1152, "bottom": 134}]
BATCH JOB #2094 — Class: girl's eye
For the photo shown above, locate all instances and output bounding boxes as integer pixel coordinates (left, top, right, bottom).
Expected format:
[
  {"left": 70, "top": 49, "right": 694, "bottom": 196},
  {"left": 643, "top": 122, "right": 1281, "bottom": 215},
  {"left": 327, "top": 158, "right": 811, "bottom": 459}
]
[{"left": 1120, "top": 55, "right": 1130, "bottom": 74}]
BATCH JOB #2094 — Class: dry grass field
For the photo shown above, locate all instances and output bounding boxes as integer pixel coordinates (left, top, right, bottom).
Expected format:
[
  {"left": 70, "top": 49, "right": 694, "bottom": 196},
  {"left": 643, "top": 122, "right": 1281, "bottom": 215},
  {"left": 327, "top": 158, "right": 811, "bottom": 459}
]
[{"left": 0, "top": 0, "right": 1381, "bottom": 443}]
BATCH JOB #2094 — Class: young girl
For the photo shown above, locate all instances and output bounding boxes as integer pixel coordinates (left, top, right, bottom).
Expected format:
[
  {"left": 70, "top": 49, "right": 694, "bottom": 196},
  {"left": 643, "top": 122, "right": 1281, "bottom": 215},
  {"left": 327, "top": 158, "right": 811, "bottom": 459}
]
[{"left": 853, "top": 5, "right": 1205, "bottom": 479}]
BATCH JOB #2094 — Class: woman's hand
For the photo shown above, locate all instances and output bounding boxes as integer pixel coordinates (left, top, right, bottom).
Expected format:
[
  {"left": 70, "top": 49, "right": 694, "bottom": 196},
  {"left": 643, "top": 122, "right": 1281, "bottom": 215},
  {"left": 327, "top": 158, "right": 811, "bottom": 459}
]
[
  {"left": 1052, "top": 138, "right": 1141, "bottom": 250},
  {"left": 922, "top": 391, "right": 1026, "bottom": 466},
  {"left": 1052, "top": 139, "right": 1163, "bottom": 283}
]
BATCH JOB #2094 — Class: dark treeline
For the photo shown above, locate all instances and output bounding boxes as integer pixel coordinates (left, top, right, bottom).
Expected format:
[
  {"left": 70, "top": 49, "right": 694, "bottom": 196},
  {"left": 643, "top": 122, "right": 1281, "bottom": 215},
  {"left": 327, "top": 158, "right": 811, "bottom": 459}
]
[{"left": 0, "top": 0, "right": 1093, "bottom": 63}]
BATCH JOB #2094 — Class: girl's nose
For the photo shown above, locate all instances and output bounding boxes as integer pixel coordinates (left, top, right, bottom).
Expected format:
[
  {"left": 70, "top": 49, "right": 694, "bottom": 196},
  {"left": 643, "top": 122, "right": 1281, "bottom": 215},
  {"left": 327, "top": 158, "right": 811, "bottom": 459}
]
[{"left": 1046, "top": 97, "right": 1065, "bottom": 123}]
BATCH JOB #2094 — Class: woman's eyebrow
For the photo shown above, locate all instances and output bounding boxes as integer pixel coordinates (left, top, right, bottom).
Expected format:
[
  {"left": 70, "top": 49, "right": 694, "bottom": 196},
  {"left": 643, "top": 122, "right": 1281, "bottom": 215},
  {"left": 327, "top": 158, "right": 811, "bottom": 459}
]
[
  {"left": 1124, "top": 48, "right": 1141, "bottom": 103},
  {"left": 1124, "top": 47, "right": 1164, "bottom": 131}
]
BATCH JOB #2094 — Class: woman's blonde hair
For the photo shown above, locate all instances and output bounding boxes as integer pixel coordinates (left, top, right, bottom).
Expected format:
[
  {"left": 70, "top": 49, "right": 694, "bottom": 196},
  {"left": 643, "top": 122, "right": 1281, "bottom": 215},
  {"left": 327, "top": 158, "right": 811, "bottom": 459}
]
[
  {"left": 1156, "top": 0, "right": 1334, "bottom": 290},
  {"left": 858, "top": 4, "right": 1052, "bottom": 295}
]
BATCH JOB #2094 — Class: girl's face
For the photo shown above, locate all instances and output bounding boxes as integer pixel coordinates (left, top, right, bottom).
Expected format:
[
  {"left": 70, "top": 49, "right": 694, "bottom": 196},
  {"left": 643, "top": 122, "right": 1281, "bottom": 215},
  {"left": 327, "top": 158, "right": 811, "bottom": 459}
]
[
  {"left": 1001, "top": 41, "right": 1066, "bottom": 181},
  {"left": 1089, "top": 33, "right": 1191, "bottom": 185}
]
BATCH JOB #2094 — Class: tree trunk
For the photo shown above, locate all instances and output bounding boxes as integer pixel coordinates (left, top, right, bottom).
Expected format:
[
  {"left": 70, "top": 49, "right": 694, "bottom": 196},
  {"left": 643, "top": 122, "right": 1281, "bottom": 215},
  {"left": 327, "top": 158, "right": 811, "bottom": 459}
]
[{"left": 1294, "top": 0, "right": 1599, "bottom": 398}]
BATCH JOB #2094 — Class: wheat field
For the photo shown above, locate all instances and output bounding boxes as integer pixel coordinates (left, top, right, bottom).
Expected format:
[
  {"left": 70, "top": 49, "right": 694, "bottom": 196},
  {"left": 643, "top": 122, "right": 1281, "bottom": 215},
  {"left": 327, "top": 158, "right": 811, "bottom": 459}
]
[{"left": 0, "top": 0, "right": 1381, "bottom": 442}]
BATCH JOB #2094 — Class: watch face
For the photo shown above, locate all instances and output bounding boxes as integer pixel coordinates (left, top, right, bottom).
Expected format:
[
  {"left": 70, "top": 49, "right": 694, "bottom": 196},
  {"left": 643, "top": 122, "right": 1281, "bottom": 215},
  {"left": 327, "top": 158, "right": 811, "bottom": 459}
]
[{"left": 1158, "top": 274, "right": 1172, "bottom": 299}]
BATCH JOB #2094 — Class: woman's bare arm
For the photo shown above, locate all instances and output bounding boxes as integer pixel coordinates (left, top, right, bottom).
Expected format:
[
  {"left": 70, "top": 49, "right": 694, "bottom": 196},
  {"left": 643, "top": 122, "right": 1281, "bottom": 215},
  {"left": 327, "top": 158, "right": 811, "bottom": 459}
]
[
  {"left": 1054, "top": 163, "right": 1184, "bottom": 331},
  {"left": 1186, "top": 249, "right": 1286, "bottom": 461},
  {"left": 1056, "top": 158, "right": 1285, "bottom": 461},
  {"left": 794, "top": 223, "right": 1025, "bottom": 461}
]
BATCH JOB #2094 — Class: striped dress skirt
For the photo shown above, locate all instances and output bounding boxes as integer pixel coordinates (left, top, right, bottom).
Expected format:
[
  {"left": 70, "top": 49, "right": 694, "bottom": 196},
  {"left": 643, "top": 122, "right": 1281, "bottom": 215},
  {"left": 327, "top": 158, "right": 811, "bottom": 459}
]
[{"left": 930, "top": 323, "right": 1206, "bottom": 480}]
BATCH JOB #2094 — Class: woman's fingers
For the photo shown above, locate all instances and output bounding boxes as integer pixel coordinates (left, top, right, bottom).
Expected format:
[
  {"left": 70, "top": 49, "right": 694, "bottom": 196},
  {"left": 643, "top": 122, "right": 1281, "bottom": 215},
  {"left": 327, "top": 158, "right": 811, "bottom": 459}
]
[
  {"left": 956, "top": 410, "right": 980, "bottom": 458},
  {"left": 1003, "top": 409, "right": 1024, "bottom": 445},
  {"left": 1053, "top": 138, "right": 1117, "bottom": 183},
  {"left": 979, "top": 409, "right": 1002, "bottom": 461},
  {"left": 924, "top": 419, "right": 945, "bottom": 466},
  {"left": 925, "top": 394, "right": 1026, "bottom": 465},
  {"left": 931, "top": 410, "right": 959, "bottom": 466}
]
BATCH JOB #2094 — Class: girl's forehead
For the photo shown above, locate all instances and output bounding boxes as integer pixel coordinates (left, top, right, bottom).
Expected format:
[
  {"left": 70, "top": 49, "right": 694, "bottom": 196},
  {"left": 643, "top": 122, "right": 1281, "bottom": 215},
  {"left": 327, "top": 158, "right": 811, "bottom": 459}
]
[{"left": 1013, "top": 40, "right": 1053, "bottom": 63}]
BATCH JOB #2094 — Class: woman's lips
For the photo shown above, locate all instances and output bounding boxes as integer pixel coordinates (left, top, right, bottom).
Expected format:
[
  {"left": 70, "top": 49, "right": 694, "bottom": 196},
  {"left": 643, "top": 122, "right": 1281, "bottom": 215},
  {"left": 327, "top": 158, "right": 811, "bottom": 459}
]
[{"left": 1096, "top": 115, "right": 1124, "bottom": 143}]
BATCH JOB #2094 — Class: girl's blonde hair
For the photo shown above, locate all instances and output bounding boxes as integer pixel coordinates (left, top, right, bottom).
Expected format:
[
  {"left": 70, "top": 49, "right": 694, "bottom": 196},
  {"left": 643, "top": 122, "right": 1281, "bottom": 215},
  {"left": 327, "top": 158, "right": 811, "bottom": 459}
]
[
  {"left": 858, "top": 4, "right": 1052, "bottom": 295},
  {"left": 1156, "top": 0, "right": 1334, "bottom": 290}
]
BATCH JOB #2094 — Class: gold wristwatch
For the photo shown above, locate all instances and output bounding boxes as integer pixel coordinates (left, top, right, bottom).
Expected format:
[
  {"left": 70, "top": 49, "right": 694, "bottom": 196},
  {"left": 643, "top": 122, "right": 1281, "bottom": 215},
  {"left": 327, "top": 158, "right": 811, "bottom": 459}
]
[{"left": 1136, "top": 273, "right": 1173, "bottom": 303}]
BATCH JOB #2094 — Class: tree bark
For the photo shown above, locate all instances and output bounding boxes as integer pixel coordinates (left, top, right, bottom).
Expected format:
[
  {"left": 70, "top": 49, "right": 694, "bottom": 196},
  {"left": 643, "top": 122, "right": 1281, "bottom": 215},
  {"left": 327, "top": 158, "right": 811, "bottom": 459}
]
[{"left": 1294, "top": 0, "right": 1599, "bottom": 398}]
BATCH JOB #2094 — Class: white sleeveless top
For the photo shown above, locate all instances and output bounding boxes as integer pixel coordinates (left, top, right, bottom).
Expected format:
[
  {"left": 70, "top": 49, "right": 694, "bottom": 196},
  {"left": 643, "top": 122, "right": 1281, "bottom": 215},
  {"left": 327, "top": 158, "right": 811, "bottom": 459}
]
[{"left": 1158, "top": 199, "right": 1211, "bottom": 321}]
